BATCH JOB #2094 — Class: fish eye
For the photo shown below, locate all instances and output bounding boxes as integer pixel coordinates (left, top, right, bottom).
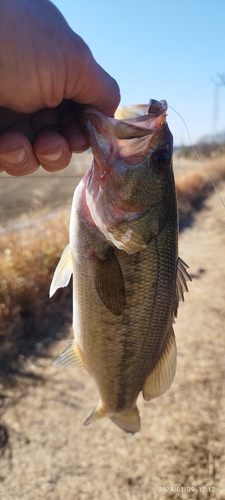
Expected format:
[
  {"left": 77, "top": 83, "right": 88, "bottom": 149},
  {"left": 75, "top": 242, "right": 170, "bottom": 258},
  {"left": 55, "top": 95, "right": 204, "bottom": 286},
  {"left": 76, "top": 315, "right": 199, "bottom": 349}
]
[{"left": 151, "top": 149, "right": 171, "bottom": 171}]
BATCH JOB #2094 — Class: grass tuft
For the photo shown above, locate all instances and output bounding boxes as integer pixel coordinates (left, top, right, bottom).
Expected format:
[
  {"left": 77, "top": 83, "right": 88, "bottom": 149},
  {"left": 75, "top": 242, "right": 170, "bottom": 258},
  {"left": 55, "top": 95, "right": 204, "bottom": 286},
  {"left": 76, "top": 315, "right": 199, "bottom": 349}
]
[
  {"left": 0, "top": 213, "right": 70, "bottom": 361},
  {"left": 176, "top": 153, "right": 225, "bottom": 225}
]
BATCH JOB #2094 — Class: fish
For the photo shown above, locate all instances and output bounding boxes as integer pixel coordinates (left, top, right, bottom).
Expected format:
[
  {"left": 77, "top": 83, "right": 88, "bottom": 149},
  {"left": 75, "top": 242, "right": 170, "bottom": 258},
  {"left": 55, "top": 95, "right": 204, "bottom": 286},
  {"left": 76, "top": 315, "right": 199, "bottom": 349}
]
[{"left": 50, "top": 98, "right": 191, "bottom": 434}]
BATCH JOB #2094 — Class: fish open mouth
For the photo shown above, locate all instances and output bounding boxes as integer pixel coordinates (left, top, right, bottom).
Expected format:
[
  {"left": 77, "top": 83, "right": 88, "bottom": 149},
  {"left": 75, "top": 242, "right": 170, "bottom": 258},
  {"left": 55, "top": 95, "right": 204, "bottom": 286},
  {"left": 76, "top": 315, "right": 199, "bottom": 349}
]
[
  {"left": 83, "top": 99, "right": 168, "bottom": 142},
  {"left": 114, "top": 98, "right": 167, "bottom": 126},
  {"left": 81, "top": 99, "right": 169, "bottom": 170}
]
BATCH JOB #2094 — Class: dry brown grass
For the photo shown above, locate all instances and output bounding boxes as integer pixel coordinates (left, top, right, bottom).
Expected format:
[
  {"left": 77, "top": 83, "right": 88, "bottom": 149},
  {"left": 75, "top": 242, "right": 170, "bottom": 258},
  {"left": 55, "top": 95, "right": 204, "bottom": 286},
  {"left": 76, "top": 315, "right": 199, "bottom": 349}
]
[
  {"left": 176, "top": 140, "right": 225, "bottom": 160},
  {"left": 0, "top": 213, "right": 70, "bottom": 361},
  {"left": 175, "top": 154, "right": 225, "bottom": 225}
]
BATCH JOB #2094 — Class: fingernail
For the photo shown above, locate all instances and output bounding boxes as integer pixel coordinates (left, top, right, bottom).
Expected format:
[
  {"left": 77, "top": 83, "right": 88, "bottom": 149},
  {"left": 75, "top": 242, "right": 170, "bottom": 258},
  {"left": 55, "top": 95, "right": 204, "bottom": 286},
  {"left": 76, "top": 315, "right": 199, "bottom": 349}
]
[
  {"left": 40, "top": 148, "right": 63, "bottom": 162},
  {"left": 0, "top": 147, "right": 27, "bottom": 165}
]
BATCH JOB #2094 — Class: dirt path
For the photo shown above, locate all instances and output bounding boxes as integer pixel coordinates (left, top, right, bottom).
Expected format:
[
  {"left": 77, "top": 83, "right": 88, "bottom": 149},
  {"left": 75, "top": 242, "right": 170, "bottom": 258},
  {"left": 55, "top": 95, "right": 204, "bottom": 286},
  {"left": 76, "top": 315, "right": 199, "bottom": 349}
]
[
  {"left": 0, "top": 178, "right": 225, "bottom": 499},
  {"left": 0, "top": 153, "right": 91, "bottom": 228}
]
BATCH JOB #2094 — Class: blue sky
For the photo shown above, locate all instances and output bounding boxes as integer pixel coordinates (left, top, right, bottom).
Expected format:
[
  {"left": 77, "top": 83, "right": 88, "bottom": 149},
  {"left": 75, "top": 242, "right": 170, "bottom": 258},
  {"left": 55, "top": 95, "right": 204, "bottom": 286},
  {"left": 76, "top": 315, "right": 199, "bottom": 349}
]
[{"left": 52, "top": 0, "right": 225, "bottom": 146}]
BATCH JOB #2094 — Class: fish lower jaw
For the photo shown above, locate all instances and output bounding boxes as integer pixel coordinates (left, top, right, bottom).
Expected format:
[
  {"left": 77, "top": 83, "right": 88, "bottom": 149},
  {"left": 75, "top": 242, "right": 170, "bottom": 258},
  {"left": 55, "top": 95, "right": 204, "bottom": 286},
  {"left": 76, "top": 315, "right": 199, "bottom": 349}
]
[{"left": 85, "top": 184, "right": 148, "bottom": 252}]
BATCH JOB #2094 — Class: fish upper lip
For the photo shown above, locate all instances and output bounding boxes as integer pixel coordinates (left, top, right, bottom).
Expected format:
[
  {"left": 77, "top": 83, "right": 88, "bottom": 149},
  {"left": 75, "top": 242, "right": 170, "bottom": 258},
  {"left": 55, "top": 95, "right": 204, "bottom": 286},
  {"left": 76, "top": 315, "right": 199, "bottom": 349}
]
[{"left": 148, "top": 99, "right": 168, "bottom": 115}]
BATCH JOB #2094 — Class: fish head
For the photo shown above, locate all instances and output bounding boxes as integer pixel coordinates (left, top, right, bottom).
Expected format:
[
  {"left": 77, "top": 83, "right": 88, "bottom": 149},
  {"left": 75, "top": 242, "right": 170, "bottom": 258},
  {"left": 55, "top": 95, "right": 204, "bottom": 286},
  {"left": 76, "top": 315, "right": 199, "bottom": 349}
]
[{"left": 80, "top": 99, "right": 175, "bottom": 253}]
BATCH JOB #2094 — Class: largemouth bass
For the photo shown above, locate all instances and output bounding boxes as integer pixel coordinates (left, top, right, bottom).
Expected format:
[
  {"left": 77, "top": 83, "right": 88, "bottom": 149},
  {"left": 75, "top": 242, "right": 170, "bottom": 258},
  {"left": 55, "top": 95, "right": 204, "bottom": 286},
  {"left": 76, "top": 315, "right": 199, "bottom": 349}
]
[{"left": 50, "top": 99, "right": 190, "bottom": 434}]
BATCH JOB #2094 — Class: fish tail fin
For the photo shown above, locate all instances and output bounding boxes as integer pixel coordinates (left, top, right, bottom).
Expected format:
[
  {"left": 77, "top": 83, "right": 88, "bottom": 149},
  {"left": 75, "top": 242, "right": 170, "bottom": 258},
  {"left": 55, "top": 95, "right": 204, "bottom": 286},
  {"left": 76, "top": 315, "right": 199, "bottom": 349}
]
[
  {"left": 84, "top": 405, "right": 140, "bottom": 434},
  {"left": 83, "top": 402, "right": 106, "bottom": 427},
  {"left": 110, "top": 406, "right": 140, "bottom": 434}
]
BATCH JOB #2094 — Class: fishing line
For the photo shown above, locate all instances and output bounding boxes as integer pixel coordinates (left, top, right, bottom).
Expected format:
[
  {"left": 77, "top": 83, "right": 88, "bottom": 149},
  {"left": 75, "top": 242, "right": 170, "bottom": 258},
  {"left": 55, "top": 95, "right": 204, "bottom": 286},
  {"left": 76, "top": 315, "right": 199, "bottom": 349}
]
[{"left": 169, "top": 105, "right": 225, "bottom": 209}]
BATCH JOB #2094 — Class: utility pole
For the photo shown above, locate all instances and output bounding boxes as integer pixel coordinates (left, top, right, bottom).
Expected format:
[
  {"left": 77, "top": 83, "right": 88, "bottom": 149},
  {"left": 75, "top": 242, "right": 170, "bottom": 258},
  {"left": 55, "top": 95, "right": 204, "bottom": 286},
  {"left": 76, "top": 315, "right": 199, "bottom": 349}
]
[
  {"left": 212, "top": 83, "right": 219, "bottom": 135},
  {"left": 212, "top": 73, "right": 225, "bottom": 136}
]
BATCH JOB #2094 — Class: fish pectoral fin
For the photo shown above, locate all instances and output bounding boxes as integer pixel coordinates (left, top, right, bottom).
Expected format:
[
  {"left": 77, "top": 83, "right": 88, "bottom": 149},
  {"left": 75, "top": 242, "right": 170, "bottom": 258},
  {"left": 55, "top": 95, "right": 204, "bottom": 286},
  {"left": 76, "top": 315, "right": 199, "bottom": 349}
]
[
  {"left": 54, "top": 339, "right": 83, "bottom": 368},
  {"left": 49, "top": 244, "right": 73, "bottom": 298},
  {"left": 142, "top": 328, "right": 177, "bottom": 401},
  {"left": 174, "top": 257, "right": 192, "bottom": 318},
  {"left": 110, "top": 407, "right": 140, "bottom": 434},
  {"left": 92, "top": 249, "right": 126, "bottom": 316}
]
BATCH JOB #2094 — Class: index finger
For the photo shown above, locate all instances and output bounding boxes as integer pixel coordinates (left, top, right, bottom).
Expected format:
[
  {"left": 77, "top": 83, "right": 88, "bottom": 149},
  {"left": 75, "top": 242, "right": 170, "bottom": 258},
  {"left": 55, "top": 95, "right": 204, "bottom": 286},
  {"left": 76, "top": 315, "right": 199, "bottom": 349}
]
[{"left": 66, "top": 34, "right": 121, "bottom": 117}]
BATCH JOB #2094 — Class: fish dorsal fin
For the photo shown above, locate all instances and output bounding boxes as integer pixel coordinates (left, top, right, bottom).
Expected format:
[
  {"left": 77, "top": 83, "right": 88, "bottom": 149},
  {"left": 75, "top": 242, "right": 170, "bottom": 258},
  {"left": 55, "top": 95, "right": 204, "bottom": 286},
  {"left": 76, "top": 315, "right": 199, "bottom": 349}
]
[
  {"left": 142, "top": 328, "right": 177, "bottom": 401},
  {"left": 49, "top": 244, "right": 73, "bottom": 298},
  {"left": 92, "top": 249, "right": 126, "bottom": 316},
  {"left": 174, "top": 257, "right": 192, "bottom": 318},
  {"left": 54, "top": 339, "right": 83, "bottom": 368}
]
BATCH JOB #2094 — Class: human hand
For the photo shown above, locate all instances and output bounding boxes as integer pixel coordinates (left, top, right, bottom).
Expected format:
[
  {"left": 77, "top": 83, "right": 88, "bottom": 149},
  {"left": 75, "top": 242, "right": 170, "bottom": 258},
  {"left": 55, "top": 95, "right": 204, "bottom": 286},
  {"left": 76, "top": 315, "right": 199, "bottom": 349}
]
[{"left": 0, "top": 0, "right": 120, "bottom": 176}]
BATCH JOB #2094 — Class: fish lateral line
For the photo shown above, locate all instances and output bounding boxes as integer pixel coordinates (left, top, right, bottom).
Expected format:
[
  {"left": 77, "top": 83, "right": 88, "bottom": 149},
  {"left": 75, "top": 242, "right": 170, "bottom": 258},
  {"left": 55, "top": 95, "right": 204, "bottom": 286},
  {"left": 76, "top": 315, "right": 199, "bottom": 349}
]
[{"left": 168, "top": 105, "right": 225, "bottom": 210}]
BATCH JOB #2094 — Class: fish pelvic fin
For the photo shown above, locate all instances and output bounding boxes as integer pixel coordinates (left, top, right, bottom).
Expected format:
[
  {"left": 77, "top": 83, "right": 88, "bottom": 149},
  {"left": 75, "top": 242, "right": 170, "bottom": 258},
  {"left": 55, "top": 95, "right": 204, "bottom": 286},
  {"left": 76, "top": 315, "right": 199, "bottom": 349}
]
[
  {"left": 142, "top": 328, "right": 177, "bottom": 401},
  {"left": 174, "top": 257, "right": 192, "bottom": 318},
  {"left": 84, "top": 404, "right": 140, "bottom": 434},
  {"left": 110, "top": 406, "right": 140, "bottom": 434},
  {"left": 54, "top": 339, "right": 83, "bottom": 368},
  {"left": 49, "top": 244, "right": 73, "bottom": 298}
]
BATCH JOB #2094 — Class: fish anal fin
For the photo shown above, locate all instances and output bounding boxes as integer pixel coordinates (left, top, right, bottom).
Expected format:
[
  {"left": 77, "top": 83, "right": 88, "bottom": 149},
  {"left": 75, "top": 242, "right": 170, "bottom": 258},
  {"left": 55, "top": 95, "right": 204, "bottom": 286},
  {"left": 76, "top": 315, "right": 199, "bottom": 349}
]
[
  {"left": 174, "top": 257, "right": 192, "bottom": 317},
  {"left": 142, "top": 329, "right": 177, "bottom": 401},
  {"left": 110, "top": 406, "right": 140, "bottom": 434},
  {"left": 50, "top": 244, "right": 73, "bottom": 298},
  {"left": 54, "top": 339, "right": 83, "bottom": 368},
  {"left": 92, "top": 248, "right": 126, "bottom": 316}
]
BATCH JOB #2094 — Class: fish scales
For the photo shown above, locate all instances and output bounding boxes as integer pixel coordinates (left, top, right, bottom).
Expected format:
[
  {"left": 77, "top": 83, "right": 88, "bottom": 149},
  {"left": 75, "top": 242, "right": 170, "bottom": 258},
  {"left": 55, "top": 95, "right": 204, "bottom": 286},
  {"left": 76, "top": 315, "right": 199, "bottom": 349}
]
[
  {"left": 72, "top": 189, "right": 177, "bottom": 410},
  {"left": 50, "top": 99, "right": 190, "bottom": 433}
]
